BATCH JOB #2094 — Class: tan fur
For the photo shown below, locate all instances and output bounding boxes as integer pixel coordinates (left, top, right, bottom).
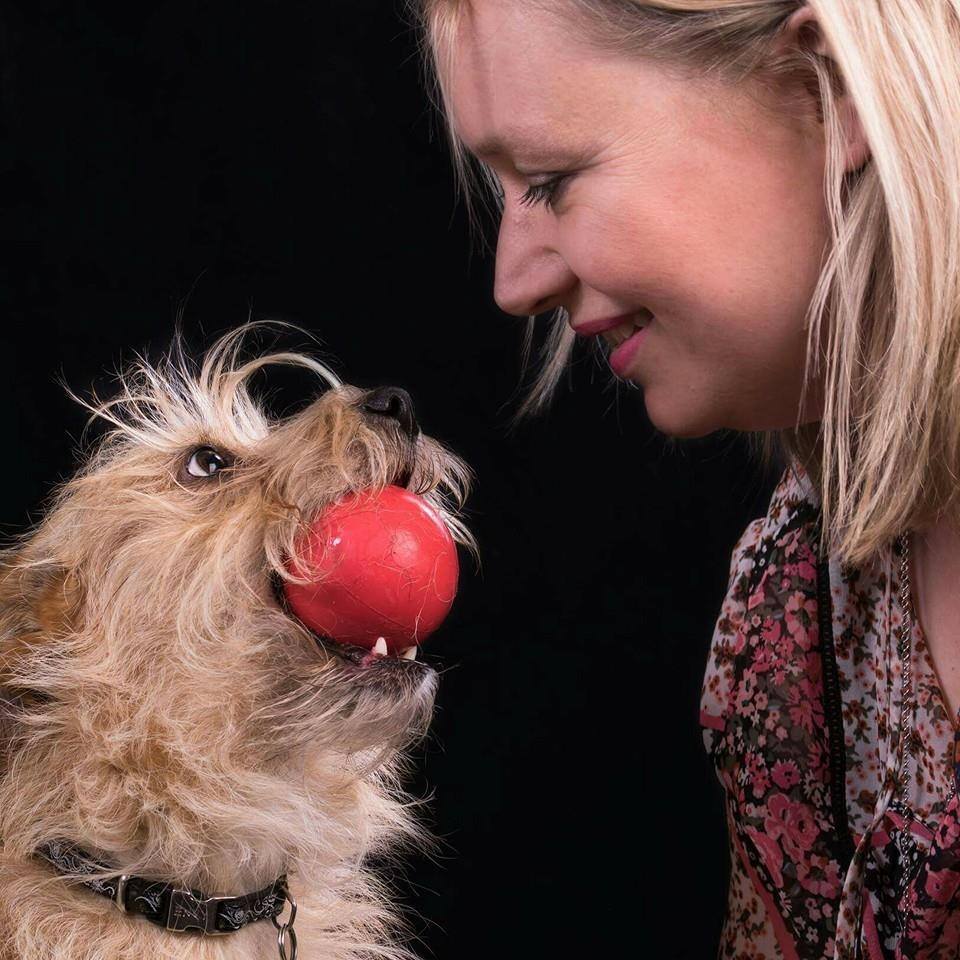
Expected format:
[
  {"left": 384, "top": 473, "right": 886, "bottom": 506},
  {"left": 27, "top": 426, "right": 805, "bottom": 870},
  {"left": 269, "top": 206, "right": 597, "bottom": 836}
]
[{"left": 0, "top": 323, "right": 476, "bottom": 959}]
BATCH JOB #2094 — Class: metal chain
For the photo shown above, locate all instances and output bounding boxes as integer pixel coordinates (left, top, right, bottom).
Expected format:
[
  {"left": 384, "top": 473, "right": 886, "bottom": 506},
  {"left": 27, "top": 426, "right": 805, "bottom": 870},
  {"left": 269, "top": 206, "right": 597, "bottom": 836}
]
[
  {"left": 271, "top": 890, "right": 298, "bottom": 960},
  {"left": 894, "top": 531, "right": 917, "bottom": 797}
]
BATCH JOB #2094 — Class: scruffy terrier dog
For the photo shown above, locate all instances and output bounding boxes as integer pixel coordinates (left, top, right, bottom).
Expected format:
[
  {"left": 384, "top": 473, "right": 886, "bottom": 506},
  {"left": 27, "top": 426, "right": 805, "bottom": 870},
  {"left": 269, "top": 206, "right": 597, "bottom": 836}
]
[{"left": 0, "top": 324, "right": 475, "bottom": 960}]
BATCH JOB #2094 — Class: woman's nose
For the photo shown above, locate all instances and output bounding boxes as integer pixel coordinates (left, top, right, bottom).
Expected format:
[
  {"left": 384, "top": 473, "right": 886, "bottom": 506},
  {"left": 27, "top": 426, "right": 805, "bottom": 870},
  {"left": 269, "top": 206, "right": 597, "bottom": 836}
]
[{"left": 492, "top": 207, "right": 575, "bottom": 317}]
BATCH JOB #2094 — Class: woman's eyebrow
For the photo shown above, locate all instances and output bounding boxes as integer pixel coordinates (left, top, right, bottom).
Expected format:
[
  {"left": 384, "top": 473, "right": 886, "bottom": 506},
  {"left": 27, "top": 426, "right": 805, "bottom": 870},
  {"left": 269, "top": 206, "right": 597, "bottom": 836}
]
[
  {"left": 464, "top": 134, "right": 576, "bottom": 167},
  {"left": 468, "top": 135, "right": 508, "bottom": 159}
]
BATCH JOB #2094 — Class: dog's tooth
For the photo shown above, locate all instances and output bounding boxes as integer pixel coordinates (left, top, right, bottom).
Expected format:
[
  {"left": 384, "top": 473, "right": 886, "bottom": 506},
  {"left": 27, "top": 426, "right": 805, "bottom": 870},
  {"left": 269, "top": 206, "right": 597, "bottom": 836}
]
[
  {"left": 401, "top": 645, "right": 418, "bottom": 660},
  {"left": 373, "top": 637, "right": 388, "bottom": 656}
]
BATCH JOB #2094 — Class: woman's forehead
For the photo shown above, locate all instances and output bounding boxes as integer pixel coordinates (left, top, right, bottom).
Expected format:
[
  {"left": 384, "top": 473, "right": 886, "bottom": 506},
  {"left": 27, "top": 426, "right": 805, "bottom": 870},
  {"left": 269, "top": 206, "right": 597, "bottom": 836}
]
[{"left": 440, "top": 0, "right": 661, "bottom": 165}]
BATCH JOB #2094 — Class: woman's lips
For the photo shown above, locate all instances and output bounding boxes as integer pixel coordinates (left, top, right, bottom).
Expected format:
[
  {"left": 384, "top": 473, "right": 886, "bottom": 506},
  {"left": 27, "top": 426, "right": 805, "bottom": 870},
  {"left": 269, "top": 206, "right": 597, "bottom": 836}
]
[
  {"left": 574, "top": 313, "right": 637, "bottom": 337},
  {"left": 573, "top": 308, "right": 653, "bottom": 337},
  {"left": 608, "top": 323, "right": 651, "bottom": 377}
]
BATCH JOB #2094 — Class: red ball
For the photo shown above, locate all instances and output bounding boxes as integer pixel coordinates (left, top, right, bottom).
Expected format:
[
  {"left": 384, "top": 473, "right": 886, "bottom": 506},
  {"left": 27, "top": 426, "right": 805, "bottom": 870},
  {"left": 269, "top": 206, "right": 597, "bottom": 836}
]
[{"left": 283, "top": 485, "right": 459, "bottom": 653}]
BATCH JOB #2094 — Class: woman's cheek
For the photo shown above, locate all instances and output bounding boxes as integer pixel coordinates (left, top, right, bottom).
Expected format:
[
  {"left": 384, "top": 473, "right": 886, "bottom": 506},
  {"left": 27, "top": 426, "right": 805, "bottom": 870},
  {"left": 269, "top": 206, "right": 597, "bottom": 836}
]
[{"left": 559, "top": 206, "right": 638, "bottom": 291}]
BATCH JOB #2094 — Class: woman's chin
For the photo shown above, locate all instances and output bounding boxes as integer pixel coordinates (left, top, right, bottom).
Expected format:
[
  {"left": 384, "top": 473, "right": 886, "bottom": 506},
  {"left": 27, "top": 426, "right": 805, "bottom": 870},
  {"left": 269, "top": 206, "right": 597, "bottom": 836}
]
[
  {"left": 644, "top": 389, "right": 721, "bottom": 440},
  {"left": 644, "top": 387, "right": 819, "bottom": 438}
]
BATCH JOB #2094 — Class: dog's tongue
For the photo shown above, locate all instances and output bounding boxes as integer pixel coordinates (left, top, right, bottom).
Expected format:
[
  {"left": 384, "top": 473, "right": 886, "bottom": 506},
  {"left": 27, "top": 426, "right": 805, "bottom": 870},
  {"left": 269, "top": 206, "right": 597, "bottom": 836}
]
[{"left": 282, "top": 485, "right": 459, "bottom": 654}]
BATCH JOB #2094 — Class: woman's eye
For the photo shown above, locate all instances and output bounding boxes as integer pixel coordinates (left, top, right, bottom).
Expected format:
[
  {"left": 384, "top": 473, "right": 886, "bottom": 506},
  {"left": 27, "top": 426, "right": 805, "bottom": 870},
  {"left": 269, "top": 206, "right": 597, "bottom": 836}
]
[
  {"left": 184, "top": 447, "right": 231, "bottom": 479},
  {"left": 519, "top": 175, "right": 568, "bottom": 211}
]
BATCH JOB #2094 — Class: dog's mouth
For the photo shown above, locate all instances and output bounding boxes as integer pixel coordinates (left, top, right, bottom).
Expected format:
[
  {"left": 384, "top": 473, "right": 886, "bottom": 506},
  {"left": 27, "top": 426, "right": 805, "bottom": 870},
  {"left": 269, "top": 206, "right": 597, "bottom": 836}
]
[
  {"left": 270, "top": 573, "right": 434, "bottom": 679},
  {"left": 267, "top": 448, "right": 451, "bottom": 688}
]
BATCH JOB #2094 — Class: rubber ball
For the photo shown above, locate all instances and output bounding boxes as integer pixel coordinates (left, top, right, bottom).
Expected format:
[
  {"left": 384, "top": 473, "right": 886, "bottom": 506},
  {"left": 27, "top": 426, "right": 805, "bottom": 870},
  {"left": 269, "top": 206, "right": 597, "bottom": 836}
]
[{"left": 283, "top": 485, "right": 459, "bottom": 652}]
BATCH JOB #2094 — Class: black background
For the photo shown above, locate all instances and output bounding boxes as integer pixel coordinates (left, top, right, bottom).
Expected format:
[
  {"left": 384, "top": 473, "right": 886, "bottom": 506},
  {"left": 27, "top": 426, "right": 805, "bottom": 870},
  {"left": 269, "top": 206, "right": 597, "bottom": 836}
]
[{"left": 1, "top": 3, "right": 783, "bottom": 956}]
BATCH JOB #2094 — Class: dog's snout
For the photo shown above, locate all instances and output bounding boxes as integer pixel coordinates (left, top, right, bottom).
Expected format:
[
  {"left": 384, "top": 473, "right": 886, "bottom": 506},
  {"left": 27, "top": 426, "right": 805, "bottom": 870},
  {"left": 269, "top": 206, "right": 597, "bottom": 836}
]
[{"left": 361, "top": 387, "right": 419, "bottom": 440}]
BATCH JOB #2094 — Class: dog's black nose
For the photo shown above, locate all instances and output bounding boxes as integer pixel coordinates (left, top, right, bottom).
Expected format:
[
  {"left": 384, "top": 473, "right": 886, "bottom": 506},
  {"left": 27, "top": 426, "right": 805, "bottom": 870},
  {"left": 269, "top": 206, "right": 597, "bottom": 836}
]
[{"left": 361, "top": 386, "right": 419, "bottom": 440}]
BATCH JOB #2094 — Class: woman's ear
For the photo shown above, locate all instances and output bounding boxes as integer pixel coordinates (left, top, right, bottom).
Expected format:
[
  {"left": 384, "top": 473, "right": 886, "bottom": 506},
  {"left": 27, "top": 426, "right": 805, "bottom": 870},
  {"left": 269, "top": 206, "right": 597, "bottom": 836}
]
[{"left": 778, "top": 4, "right": 871, "bottom": 175}]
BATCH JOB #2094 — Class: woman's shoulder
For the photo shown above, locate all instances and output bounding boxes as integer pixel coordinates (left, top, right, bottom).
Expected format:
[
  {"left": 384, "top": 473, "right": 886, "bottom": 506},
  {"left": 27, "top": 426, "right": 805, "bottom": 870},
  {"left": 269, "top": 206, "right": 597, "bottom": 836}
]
[
  {"left": 724, "top": 462, "right": 820, "bottom": 585},
  {"left": 763, "top": 461, "right": 821, "bottom": 536}
]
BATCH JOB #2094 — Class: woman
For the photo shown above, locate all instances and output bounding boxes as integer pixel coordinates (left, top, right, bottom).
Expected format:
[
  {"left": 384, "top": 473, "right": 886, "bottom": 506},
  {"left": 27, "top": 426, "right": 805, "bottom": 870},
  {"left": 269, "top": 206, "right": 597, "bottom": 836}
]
[{"left": 406, "top": 0, "right": 960, "bottom": 956}]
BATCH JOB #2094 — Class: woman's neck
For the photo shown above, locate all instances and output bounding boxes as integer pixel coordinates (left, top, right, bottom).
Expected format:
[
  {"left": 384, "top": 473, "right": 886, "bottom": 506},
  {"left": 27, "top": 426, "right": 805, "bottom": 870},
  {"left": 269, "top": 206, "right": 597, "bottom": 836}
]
[{"left": 910, "top": 514, "right": 960, "bottom": 720}]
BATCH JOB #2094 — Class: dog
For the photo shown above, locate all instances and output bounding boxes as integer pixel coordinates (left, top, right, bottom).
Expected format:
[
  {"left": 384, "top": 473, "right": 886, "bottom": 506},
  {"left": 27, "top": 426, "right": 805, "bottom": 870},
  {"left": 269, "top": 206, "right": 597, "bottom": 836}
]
[{"left": 0, "top": 323, "right": 475, "bottom": 959}]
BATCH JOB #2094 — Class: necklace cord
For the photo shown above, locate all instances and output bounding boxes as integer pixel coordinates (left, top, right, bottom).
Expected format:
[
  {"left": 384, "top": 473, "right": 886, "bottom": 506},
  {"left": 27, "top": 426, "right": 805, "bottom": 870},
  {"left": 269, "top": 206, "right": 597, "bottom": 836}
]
[{"left": 896, "top": 531, "right": 917, "bottom": 796}]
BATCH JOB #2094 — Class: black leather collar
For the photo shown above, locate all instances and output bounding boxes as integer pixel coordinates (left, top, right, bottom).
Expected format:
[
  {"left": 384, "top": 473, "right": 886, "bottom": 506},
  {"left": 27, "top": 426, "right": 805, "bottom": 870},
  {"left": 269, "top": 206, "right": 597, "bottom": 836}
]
[{"left": 35, "top": 839, "right": 289, "bottom": 936}]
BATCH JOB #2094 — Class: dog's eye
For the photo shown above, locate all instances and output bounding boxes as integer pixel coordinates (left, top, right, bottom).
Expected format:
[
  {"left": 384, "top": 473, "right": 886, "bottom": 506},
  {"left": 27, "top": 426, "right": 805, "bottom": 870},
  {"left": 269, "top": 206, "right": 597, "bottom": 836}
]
[{"left": 184, "top": 447, "right": 231, "bottom": 479}]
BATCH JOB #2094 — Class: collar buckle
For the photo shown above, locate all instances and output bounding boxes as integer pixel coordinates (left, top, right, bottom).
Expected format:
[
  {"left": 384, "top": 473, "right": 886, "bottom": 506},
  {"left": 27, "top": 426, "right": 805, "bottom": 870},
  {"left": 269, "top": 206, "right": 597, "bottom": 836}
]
[
  {"left": 114, "top": 875, "right": 131, "bottom": 913},
  {"left": 166, "top": 888, "right": 233, "bottom": 935}
]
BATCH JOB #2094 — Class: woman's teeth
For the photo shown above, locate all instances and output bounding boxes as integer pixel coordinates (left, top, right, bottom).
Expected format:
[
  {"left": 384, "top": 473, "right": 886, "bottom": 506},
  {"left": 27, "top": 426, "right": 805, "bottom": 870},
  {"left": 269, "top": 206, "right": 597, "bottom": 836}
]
[{"left": 602, "top": 315, "right": 648, "bottom": 349}]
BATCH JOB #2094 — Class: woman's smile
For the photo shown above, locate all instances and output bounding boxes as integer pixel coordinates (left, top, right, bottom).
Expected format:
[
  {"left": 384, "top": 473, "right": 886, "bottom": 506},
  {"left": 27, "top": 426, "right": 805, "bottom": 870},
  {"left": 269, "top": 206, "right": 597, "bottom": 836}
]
[{"left": 606, "top": 322, "right": 652, "bottom": 379}]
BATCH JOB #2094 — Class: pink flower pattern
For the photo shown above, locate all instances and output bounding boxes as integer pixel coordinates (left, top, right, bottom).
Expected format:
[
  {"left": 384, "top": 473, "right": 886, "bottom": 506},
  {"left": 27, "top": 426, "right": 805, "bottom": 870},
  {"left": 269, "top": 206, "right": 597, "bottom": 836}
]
[{"left": 700, "top": 464, "right": 960, "bottom": 958}]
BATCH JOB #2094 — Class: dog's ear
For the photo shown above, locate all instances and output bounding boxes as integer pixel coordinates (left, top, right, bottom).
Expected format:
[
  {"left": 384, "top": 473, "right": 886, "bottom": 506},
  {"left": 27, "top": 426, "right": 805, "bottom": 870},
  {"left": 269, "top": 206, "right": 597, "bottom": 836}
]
[{"left": 0, "top": 553, "right": 83, "bottom": 776}]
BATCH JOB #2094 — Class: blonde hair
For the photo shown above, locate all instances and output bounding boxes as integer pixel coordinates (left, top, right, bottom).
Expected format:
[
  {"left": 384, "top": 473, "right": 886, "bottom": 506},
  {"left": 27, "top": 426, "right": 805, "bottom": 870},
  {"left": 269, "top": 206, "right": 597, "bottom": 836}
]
[{"left": 406, "top": 0, "right": 960, "bottom": 568}]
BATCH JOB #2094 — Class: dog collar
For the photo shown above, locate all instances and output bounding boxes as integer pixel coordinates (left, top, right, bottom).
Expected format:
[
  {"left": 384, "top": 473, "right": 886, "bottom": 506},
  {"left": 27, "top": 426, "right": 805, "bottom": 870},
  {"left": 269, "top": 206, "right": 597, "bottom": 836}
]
[{"left": 35, "top": 839, "right": 290, "bottom": 936}]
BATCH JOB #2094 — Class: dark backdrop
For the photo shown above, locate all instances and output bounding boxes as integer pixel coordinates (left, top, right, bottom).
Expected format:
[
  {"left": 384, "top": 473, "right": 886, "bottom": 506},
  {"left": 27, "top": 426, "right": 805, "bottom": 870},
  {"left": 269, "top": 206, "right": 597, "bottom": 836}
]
[{"left": 1, "top": 3, "right": 782, "bottom": 956}]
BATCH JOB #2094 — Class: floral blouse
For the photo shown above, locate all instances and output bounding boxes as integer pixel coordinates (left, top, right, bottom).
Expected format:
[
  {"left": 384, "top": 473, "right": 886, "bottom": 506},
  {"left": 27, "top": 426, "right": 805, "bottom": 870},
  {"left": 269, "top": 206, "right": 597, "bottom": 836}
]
[{"left": 700, "top": 462, "right": 960, "bottom": 959}]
